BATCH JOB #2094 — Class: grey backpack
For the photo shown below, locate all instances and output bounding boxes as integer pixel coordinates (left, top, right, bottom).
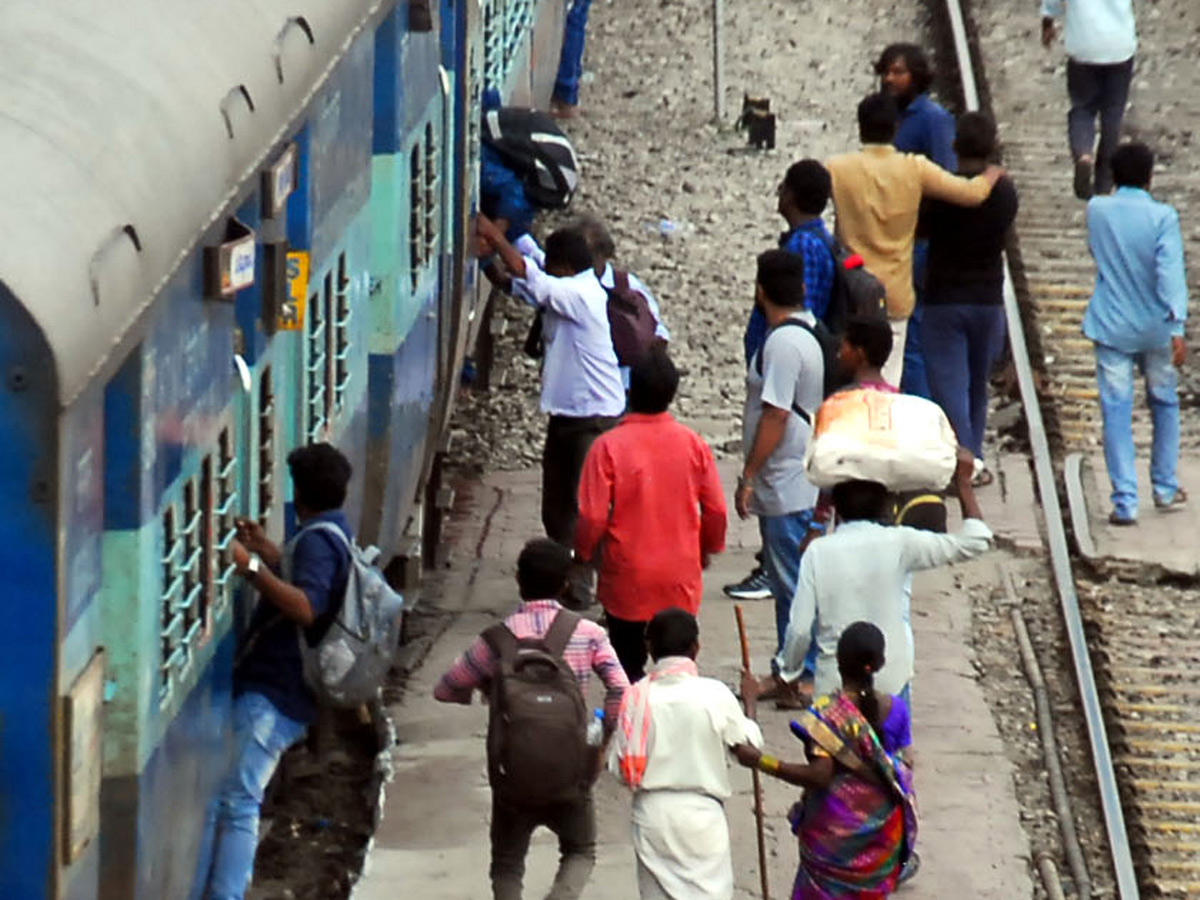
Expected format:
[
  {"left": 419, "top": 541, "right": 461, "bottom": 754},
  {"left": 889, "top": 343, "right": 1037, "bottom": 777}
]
[{"left": 290, "top": 522, "right": 405, "bottom": 708}]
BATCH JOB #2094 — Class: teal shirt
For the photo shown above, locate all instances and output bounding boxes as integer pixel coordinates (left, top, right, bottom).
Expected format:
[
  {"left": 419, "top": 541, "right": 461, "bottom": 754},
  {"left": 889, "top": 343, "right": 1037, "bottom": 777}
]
[
  {"left": 1041, "top": 0, "right": 1136, "bottom": 65},
  {"left": 1083, "top": 187, "right": 1188, "bottom": 353}
]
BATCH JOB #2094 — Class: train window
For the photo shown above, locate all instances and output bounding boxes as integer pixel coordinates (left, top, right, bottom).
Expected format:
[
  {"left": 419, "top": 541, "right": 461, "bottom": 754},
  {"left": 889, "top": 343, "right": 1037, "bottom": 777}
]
[
  {"left": 409, "top": 141, "right": 423, "bottom": 290},
  {"left": 306, "top": 286, "right": 327, "bottom": 442},
  {"left": 180, "top": 473, "right": 207, "bottom": 647},
  {"left": 258, "top": 366, "right": 274, "bottom": 524},
  {"left": 214, "top": 427, "right": 239, "bottom": 611},
  {"left": 160, "top": 504, "right": 183, "bottom": 702},
  {"left": 333, "top": 253, "right": 351, "bottom": 412},
  {"left": 504, "top": 0, "right": 532, "bottom": 73},
  {"left": 322, "top": 272, "right": 336, "bottom": 425},
  {"left": 482, "top": 0, "right": 502, "bottom": 90},
  {"left": 424, "top": 122, "right": 439, "bottom": 264}
]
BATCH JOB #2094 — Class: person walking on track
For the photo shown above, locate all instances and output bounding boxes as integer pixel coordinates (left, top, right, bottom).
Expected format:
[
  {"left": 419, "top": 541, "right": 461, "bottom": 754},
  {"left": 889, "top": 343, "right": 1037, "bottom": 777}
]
[
  {"left": 575, "top": 347, "right": 727, "bottom": 682},
  {"left": 433, "top": 538, "right": 629, "bottom": 900},
  {"left": 1082, "top": 142, "right": 1188, "bottom": 525},
  {"left": 1040, "top": 0, "right": 1137, "bottom": 199},
  {"left": 610, "top": 608, "right": 763, "bottom": 900}
]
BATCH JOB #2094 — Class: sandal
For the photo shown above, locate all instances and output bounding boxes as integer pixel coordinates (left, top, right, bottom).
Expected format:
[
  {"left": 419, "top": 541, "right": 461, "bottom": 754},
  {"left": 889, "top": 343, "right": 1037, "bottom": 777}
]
[
  {"left": 971, "top": 466, "right": 994, "bottom": 488},
  {"left": 1154, "top": 488, "right": 1188, "bottom": 511},
  {"left": 1108, "top": 511, "right": 1137, "bottom": 527}
]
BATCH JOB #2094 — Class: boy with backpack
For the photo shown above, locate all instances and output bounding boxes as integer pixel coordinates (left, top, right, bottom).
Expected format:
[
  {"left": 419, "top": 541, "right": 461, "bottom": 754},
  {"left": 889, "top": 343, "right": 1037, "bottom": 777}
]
[
  {"left": 191, "top": 443, "right": 355, "bottom": 900},
  {"left": 434, "top": 539, "right": 630, "bottom": 900}
]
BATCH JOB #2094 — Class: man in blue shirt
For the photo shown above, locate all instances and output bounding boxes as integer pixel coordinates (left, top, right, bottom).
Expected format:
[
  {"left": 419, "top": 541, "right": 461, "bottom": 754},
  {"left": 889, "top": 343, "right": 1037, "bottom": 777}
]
[
  {"left": 1084, "top": 143, "right": 1188, "bottom": 524},
  {"left": 1041, "top": 0, "right": 1136, "bottom": 199},
  {"left": 876, "top": 42, "right": 957, "bottom": 399},
  {"left": 189, "top": 443, "right": 353, "bottom": 900}
]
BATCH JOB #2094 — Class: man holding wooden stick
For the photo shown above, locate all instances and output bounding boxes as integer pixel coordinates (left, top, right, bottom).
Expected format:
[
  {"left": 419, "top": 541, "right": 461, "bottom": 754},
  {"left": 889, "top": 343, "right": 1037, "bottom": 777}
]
[{"left": 609, "top": 608, "right": 763, "bottom": 900}]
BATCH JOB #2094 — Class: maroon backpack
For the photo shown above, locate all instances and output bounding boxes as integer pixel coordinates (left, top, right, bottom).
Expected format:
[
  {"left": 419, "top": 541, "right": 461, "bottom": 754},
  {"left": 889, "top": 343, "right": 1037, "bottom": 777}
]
[
  {"left": 605, "top": 270, "right": 658, "bottom": 367},
  {"left": 483, "top": 611, "right": 590, "bottom": 805}
]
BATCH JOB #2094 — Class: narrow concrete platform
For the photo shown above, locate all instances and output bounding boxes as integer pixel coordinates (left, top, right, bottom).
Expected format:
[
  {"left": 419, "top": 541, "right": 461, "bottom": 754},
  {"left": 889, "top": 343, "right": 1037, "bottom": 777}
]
[
  {"left": 352, "top": 460, "right": 1034, "bottom": 900},
  {"left": 1066, "top": 452, "right": 1200, "bottom": 576}
]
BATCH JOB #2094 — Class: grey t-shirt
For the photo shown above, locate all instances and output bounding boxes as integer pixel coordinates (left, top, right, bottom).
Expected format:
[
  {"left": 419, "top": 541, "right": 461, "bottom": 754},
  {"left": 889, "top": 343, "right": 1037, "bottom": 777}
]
[{"left": 742, "top": 313, "right": 824, "bottom": 516}]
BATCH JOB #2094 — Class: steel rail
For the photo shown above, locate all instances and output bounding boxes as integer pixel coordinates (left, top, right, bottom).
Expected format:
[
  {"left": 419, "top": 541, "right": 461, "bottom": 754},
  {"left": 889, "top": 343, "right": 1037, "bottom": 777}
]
[{"left": 940, "top": 1, "right": 1140, "bottom": 898}]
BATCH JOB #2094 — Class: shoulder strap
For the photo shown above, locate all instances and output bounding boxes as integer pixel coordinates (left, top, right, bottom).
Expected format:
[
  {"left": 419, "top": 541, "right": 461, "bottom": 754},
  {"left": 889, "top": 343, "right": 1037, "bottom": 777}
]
[
  {"left": 755, "top": 318, "right": 816, "bottom": 424},
  {"left": 543, "top": 610, "right": 581, "bottom": 659},
  {"left": 482, "top": 622, "right": 520, "bottom": 665},
  {"left": 296, "top": 520, "right": 351, "bottom": 550}
]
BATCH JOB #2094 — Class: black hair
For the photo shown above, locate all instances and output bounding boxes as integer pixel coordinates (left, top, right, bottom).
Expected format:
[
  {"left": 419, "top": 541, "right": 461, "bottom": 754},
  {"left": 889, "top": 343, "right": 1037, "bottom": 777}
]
[
  {"left": 516, "top": 538, "right": 572, "bottom": 600},
  {"left": 755, "top": 249, "right": 806, "bottom": 308},
  {"left": 874, "top": 43, "right": 934, "bottom": 96},
  {"left": 646, "top": 607, "right": 699, "bottom": 660},
  {"left": 857, "top": 92, "right": 900, "bottom": 145},
  {"left": 573, "top": 214, "right": 616, "bottom": 262},
  {"left": 954, "top": 111, "right": 998, "bottom": 161},
  {"left": 782, "top": 159, "right": 832, "bottom": 216},
  {"left": 1111, "top": 142, "right": 1155, "bottom": 189},
  {"left": 843, "top": 316, "right": 894, "bottom": 368},
  {"left": 543, "top": 227, "right": 595, "bottom": 274},
  {"left": 831, "top": 479, "right": 890, "bottom": 522},
  {"left": 837, "top": 621, "right": 887, "bottom": 735},
  {"left": 628, "top": 344, "right": 679, "bottom": 414},
  {"left": 287, "top": 443, "right": 352, "bottom": 512}
]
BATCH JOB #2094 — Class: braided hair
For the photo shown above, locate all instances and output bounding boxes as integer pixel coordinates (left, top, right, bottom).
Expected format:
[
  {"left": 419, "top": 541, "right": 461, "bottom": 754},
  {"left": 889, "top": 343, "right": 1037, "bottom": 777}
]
[{"left": 837, "top": 621, "right": 887, "bottom": 735}]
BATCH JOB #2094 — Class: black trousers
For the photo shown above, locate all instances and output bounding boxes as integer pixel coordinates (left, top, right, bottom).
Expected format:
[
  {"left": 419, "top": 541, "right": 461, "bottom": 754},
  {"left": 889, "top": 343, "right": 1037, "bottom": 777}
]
[
  {"left": 606, "top": 614, "right": 649, "bottom": 683},
  {"left": 490, "top": 793, "right": 596, "bottom": 900},
  {"left": 1066, "top": 57, "right": 1134, "bottom": 194},
  {"left": 541, "top": 414, "right": 619, "bottom": 545}
]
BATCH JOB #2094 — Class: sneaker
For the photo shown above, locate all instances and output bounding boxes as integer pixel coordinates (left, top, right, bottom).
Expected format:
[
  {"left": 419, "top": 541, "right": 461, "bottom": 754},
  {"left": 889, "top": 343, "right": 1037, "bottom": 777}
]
[
  {"left": 1154, "top": 488, "right": 1188, "bottom": 511},
  {"left": 1073, "top": 157, "right": 1094, "bottom": 201},
  {"left": 723, "top": 567, "right": 772, "bottom": 600}
]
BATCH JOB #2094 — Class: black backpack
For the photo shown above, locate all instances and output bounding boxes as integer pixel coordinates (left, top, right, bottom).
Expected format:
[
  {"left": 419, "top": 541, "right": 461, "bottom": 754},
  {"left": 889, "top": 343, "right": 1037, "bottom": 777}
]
[
  {"left": 815, "top": 231, "right": 888, "bottom": 333},
  {"left": 482, "top": 611, "right": 590, "bottom": 805},
  {"left": 754, "top": 317, "right": 842, "bottom": 424},
  {"left": 605, "top": 270, "right": 658, "bottom": 366},
  {"left": 482, "top": 107, "right": 579, "bottom": 209}
]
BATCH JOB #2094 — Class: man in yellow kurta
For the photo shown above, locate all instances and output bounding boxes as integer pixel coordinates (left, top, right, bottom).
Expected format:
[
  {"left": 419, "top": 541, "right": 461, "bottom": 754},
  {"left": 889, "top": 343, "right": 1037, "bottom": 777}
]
[{"left": 827, "top": 92, "right": 1006, "bottom": 386}]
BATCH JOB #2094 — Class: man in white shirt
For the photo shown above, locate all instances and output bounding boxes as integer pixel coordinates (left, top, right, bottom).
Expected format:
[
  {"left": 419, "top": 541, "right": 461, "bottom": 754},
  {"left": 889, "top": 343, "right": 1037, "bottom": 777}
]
[
  {"left": 1040, "top": 0, "right": 1137, "bottom": 199},
  {"left": 478, "top": 216, "right": 626, "bottom": 600},
  {"left": 610, "top": 608, "right": 762, "bottom": 900},
  {"left": 772, "top": 449, "right": 992, "bottom": 702}
]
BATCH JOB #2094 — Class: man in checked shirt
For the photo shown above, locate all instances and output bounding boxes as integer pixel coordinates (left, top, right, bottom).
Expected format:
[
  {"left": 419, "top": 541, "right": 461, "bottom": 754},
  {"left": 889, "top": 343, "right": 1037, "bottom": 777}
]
[{"left": 434, "top": 539, "right": 630, "bottom": 900}]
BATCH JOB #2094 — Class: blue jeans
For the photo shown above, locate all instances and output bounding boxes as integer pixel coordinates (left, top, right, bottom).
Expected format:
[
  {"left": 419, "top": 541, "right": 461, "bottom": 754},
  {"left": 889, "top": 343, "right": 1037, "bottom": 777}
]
[
  {"left": 552, "top": 0, "right": 593, "bottom": 106},
  {"left": 1094, "top": 342, "right": 1180, "bottom": 519},
  {"left": 760, "top": 510, "right": 818, "bottom": 678},
  {"left": 900, "top": 241, "right": 932, "bottom": 398},
  {"left": 189, "top": 692, "right": 308, "bottom": 900},
  {"left": 923, "top": 303, "right": 1007, "bottom": 458}
]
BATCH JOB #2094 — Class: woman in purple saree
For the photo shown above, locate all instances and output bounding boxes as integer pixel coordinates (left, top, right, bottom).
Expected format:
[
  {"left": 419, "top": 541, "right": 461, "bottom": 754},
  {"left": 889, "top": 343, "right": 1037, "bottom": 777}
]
[{"left": 736, "top": 622, "right": 917, "bottom": 899}]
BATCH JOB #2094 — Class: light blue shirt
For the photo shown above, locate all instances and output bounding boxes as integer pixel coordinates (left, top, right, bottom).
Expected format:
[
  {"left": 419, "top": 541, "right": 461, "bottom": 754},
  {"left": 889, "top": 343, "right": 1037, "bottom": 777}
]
[
  {"left": 1041, "top": 0, "right": 1136, "bottom": 64},
  {"left": 511, "top": 253, "right": 627, "bottom": 419},
  {"left": 1084, "top": 187, "right": 1188, "bottom": 353}
]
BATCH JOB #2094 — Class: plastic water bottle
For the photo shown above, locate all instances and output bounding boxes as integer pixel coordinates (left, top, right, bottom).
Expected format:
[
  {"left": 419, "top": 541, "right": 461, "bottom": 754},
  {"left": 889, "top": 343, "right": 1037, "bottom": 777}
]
[{"left": 586, "top": 709, "right": 605, "bottom": 747}]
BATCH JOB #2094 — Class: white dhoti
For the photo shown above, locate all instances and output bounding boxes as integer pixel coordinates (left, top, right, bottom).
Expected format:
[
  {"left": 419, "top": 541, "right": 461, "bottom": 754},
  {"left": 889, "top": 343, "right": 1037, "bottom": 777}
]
[{"left": 631, "top": 791, "right": 733, "bottom": 900}]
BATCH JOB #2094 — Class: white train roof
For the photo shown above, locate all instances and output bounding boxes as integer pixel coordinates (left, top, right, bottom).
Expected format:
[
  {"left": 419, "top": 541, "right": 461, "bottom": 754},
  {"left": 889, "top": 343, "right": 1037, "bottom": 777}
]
[{"left": 0, "top": 0, "right": 386, "bottom": 407}]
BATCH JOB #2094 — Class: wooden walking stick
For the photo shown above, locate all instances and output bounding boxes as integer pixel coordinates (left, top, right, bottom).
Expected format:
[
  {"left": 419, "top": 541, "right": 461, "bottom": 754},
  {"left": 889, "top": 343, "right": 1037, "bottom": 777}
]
[{"left": 735, "top": 604, "right": 771, "bottom": 900}]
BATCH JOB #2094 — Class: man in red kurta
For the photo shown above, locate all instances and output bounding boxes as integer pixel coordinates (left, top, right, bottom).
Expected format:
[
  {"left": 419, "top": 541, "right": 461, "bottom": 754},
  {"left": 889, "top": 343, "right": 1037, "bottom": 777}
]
[{"left": 575, "top": 346, "right": 728, "bottom": 681}]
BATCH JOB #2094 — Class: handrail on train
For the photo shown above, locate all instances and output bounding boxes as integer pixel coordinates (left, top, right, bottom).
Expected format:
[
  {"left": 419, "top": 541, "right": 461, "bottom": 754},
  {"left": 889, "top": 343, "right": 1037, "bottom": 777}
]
[{"left": 940, "top": 1, "right": 1140, "bottom": 897}]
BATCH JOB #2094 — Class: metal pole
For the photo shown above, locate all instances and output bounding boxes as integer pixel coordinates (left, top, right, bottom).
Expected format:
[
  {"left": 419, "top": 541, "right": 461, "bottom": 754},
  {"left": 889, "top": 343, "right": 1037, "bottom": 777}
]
[{"left": 711, "top": 0, "right": 725, "bottom": 122}]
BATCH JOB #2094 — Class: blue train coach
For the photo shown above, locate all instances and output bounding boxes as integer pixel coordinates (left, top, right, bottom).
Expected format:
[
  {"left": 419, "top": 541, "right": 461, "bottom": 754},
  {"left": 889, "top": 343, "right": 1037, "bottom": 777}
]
[{"left": 0, "top": 0, "right": 565, "bottom": 897}]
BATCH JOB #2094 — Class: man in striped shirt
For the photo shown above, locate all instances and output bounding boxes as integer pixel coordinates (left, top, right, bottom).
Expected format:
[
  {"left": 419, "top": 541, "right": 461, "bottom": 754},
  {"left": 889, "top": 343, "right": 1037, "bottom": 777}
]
[{"left": 434, "top": 539, "right": 629, "bottom": 900}]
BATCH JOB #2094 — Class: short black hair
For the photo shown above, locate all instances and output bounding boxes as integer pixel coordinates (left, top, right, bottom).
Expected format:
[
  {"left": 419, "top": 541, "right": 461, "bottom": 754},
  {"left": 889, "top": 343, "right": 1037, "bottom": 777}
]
[
  {"left": 1111, "top": 142, "right": 1154, "bottom": 188},
  {"left": 874, "top": 43, "right": 933, "bottom": 95},
  {"left": 837, "top": 620, "right": 886, "bottom": 681},
  {"left": 287, "top": 443, "right": 352, "bottom": 512},
  {"left": 831, "top": 479, "right": 890, "bottom": 522},
  {"left": 858, "top": 93, "right": 900, "bottom": 145},
  {"left": 646, "top": 607, "right": 698, "bottom": 661},
  {"left": 756, "top": 249, "right": 806, "bottom": 308},
  {"left": 544, "top": 227, "right": 595, "bottom": 274},
  {"left": 574, "top": 214, "right": 616, "bottom": 262},
  {"left": 628, "top": 344, "right": 679, "bottom": 414},
  {"left": 516, "top": 538, "right": 572, "bottom": 600},
  {"left": 843, "top": 317, "right": 894, "bottom": 368},
  {"left": 955, "top": 111, "right": 997, "bottom": 161},
  {"left": 782, "top": 160, "right": 832, "bottom": 215}
]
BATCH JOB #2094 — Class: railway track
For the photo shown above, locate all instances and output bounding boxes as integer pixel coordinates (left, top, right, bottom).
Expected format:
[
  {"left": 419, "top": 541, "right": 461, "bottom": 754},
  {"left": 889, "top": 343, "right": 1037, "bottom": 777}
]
[{"left": 950, "top": 0, "right": 1200, "bottom": 896}]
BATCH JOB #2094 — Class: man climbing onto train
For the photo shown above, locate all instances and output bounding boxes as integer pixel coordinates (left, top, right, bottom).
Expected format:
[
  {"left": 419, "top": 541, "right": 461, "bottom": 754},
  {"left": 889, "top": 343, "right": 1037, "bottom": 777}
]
[
  {"left": 475, "top": 214, "right": 626, "bottom": 607},
  {"left": 433, "top": 538, "right": 630, "bottom": 900},
  {"left": 1040, "top": 0, "right": 1137, "bottom": 199},
  {"left": 190, "top": 443, "right": 354, "bottom": 900},
  {"left": 1083, "top": 142, "right": 1188, "bottom": 525}
]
